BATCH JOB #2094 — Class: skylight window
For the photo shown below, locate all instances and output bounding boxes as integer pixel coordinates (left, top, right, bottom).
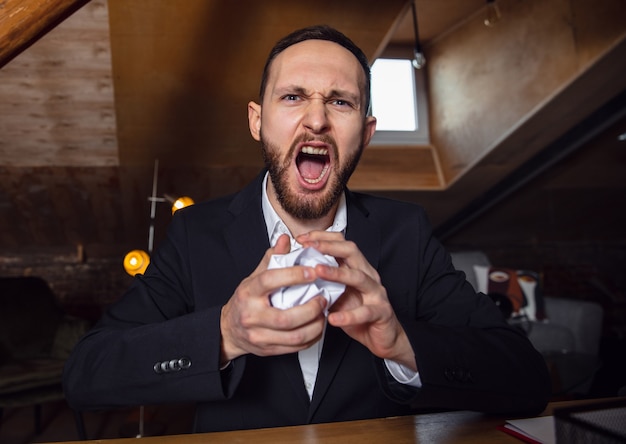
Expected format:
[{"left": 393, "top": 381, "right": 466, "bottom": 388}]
[
  {"left": 369, "top": 57, "right": 429, "bottom": 146},
  {"left": 371, "top": 59, "right": 417, "bottom": 131}
]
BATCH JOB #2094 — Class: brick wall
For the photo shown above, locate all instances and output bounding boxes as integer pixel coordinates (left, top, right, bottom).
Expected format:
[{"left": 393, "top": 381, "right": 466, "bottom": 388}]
[{"left": 0, "top": 249, "right": 132, "bottom": 322}]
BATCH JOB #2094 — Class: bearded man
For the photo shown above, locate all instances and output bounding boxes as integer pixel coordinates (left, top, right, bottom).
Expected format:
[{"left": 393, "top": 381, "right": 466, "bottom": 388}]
[{"left": 64, "top": 25, "right": 550, "bottom": 433}]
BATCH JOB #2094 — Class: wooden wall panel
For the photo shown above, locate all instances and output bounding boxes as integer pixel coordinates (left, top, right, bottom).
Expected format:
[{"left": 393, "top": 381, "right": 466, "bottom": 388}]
[
  {"left": 350, "top": 147, "right": 443, "bottom": 190},
  {"left": 107, "top": 0, "right": 408, "bottom": 168},
  {"left": 427, "top": 0, "right": 626, "bottom": 185},
  {"left": 0, "top": 0, "right": 117, "bottom": 167}
]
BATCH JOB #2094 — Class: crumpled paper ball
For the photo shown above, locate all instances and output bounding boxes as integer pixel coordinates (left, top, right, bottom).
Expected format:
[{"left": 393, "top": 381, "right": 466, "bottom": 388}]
[{"left": 268, "top": 247, "right": 345, "bottom": 314}]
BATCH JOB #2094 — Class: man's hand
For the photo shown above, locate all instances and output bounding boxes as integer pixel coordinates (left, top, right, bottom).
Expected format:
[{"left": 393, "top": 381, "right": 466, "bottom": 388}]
[
  {"left": 220, "top": 234, "right": 328, "bottom": 365},
  {"left": 297, "top": 231, "right": 417, "bottom": 372}
]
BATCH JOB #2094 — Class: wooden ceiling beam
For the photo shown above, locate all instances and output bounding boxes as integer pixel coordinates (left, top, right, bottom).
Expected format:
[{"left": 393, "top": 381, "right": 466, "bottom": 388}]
[{"left": 0, "top": 0, "right": 90, "bottom": 68}]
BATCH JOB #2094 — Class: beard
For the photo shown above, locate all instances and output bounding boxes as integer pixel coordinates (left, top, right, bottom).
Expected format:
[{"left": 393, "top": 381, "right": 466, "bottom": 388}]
[{"left": 261, "top": 132, "right": 364, "bottom": 221}]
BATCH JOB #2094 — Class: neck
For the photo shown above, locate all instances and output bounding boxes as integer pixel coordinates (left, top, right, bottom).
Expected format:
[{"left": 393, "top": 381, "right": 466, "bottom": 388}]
[{"left": 266, "top": 181, "right": 337, "bottom": 238}]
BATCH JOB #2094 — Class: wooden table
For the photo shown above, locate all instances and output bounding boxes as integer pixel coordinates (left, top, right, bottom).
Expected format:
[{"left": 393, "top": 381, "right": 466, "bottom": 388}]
[{"left": 48, "top": 399, "right": 615, "bottom": 444}]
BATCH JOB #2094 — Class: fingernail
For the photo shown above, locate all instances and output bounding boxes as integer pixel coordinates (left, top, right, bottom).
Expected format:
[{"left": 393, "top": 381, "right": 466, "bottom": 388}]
[{"left": 318, "top": 264, "right": 331, "bottom": 273}]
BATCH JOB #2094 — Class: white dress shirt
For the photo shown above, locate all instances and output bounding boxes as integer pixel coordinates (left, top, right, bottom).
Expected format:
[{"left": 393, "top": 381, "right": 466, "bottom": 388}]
[{"left": 261, "top": 173, "right": 421, "bottom": 399}]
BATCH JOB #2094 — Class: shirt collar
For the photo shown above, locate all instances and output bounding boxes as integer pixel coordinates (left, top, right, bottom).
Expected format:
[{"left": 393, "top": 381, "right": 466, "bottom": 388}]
[{"left": 261, "top": 172, "right": 347, "bottom": 249}]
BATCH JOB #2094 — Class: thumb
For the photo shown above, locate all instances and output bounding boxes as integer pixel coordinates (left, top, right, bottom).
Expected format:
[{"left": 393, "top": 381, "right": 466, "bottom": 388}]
[
  {"left": 252, "top": 234, "right": 292, "bottom": 276},
  {"left": 272, "top": 234, "right": 292, "bottom": 255}
]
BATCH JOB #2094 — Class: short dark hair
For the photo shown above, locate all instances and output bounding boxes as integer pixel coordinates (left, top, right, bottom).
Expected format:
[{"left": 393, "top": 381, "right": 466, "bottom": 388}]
[{"left": 259, "top": 25, "right": 371, "bottom": 115}]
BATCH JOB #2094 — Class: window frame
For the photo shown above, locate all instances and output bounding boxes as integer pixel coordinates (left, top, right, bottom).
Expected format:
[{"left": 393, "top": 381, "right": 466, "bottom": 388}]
[{"left": 368, "top": 46, "right": 430, "bottom": 147}]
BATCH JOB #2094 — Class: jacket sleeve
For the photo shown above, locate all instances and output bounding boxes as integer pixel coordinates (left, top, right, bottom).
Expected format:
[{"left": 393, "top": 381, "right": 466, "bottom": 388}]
[
  {"left": 375, "top": 206, "right": 551, "bottom": 415},
  {"left": 62, "top": 210, "right": 246, "bottom": 410}
]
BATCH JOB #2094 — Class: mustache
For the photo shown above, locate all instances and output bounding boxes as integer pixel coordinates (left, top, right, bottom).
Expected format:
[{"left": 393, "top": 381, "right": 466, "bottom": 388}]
[{"left": 294, "top": 132, "right": 335, "bottom": 145}]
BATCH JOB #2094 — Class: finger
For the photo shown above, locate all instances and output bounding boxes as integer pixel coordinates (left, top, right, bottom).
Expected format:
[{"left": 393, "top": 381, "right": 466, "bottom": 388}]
[
  {"left": 259, "top": 295, "right": 328, "bottom": 331},
  {"left": 250, "top": 234, "right": 292, "bottom": 278},
  {"left": 246, "top": 298, "right": 328, "bottom": 354},
  {"left": 249, "top": 321, "right": 325, "bottom": 356},
  {"left": 273, "top": 233, "right": 292, "bottom": 255},
  {"left": 246, "top": 265, "right": 318, "bottom": 304},
  {"left": 296, "top": 231, "right": 345, "bottom": 254},
  {"left": 297, "top": 233, "right": 377, "bottom": 278},
  {"left": 229, "top": 316, "right": 325, "bottom": 358},
  {"left": 328, "top": 302, "right": 388, "bottom": 327},
  {"left": 222, "top": 292, "right": 326, "bottom": 359},
  {"left": 314, "top": 262, "right": 380, "bottom": 293},
  {"left": 297, "top": 231, "right": 344, "bottom": 243}
]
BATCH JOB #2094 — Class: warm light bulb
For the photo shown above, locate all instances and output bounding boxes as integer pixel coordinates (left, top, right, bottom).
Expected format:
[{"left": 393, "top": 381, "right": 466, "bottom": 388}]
[
  {"left": 484, "top": 0, "right": 501, "bottom": 27},
  {"left": 123, "top": 249, "right": 150, "bottom": 276},
  {"left": 171, "top": 196, "right": 194, "bottom": 214}
]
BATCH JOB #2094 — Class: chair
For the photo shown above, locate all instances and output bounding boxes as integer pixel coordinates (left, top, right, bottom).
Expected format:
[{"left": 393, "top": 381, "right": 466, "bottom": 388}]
[
  {"left": 450, "top": 250, "right": 604, "bottom": 396},
  {"left": 0, "top": 276, "right": 89, "bottom": 437}
]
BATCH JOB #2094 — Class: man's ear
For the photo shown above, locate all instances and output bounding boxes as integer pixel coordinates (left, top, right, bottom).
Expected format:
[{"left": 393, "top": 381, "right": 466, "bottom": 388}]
[
  {"left": 362, "top": 115, "right": 377, "bottom": 147},
  {"left": 248, "top": 101, "right": 262, "bottom": 141}
]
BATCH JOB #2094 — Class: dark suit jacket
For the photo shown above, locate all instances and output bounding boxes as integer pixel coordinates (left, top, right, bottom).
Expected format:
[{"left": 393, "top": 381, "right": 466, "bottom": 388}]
[{"left": 63, "top": 172, "right": 551, "bottom": 432}]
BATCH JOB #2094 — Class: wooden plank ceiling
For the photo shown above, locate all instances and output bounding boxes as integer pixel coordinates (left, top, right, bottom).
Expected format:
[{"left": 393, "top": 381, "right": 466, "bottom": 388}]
[{"left": 0, "top": 0, "right": 625, "bottom": 254}]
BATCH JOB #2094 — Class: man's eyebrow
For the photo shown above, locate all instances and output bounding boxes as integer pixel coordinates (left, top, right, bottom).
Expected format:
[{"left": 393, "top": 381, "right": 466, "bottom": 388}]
[{"left": 273, "top": 85, "right": 308, "bottom": 96}]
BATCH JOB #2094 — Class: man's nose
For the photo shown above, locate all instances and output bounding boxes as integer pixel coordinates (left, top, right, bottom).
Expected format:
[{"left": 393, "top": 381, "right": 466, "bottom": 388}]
[{"left": 302, "top": 98, "right": 330, "bottom": 133}]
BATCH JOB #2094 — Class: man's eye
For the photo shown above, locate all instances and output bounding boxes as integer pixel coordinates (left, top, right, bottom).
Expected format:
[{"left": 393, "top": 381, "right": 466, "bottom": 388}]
[
  {"left": 332, "top": 99, "right": 353, "bottom": 108},
  {"left": 283, "top": 95, "right": 299, "bottom": 101}
]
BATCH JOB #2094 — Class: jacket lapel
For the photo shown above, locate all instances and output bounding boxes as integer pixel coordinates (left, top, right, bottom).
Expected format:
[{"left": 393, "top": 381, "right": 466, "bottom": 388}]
[
  {"left": 223, "top": 172, "right": 269, "bottom": 279},
  {"left": 344, "top": 190, "right": 381, "bottom": 269},
  {"left": 308, "top": 190, "right": 382, "bottom": 418},
  {"left": 308, "top": 325, "right": 350, "bottom": 418},
  {"left": 278, "top": 353, "right": 312, "bottom": 408}
]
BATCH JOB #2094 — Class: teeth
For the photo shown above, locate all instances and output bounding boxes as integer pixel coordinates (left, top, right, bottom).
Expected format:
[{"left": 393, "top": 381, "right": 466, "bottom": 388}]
[
  {"left": 303, "top": 164, "right": 330, "bottom": 184},
  {"left": 301, "top": 146, "right": 328, "bottom": 156}
]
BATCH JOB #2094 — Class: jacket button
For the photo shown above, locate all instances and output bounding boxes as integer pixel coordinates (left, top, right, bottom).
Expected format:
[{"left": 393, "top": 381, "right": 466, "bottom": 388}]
[
  {"left": 153, "top": 362, "right": 163, "bottom": 374},
  {"left": 178, "top": 357, "right": 191, "bottom": 370}
]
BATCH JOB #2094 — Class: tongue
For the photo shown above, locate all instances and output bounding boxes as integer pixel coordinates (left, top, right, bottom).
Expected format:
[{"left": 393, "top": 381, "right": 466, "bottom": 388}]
[{"left": 298, "top": 156, "right": 325, "bottom": 180}]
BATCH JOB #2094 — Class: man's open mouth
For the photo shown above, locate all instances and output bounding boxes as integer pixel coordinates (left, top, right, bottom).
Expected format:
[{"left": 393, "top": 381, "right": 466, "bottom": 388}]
[{"left": 296, "top": 146, "right": 331, "bottom": 185}]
